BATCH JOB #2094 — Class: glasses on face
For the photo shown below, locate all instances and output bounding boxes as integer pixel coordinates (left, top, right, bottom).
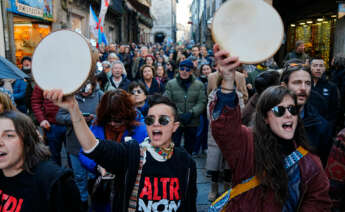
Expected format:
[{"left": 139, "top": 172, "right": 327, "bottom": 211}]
[
  {"left": 131, "top": 89, "right": 143, "bottom": 95},
  {"left": 179, "top": 66, "right": 191, "bottom": 72},
  {"left": 144, "top": 115, "right": 172, "bottom": 126},
  {"left": 108, "top": 116, "right": 124, "bottom": 124},
  {"left": 271, "top": 105, "right": 298, "bottom": 117}
]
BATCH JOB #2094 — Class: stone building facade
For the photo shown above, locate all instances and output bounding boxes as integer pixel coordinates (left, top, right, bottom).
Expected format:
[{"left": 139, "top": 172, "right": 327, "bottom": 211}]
[{"left": 150, "top": 0, "right": 177, "bottom": 43}]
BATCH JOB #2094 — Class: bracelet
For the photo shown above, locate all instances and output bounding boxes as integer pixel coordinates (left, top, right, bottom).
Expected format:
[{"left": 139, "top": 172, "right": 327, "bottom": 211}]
[{"left": 221, "top": 87, "right": 235, "bottom": 91}]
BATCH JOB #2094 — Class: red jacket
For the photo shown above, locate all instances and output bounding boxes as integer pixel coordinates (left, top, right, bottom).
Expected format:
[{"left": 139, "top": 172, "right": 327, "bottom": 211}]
[
  {"left": 209, "top": 94, "right": 331, "bottom": 211},
  {"left": 31, "top": 86, "right": 59, "bottom": 124}
]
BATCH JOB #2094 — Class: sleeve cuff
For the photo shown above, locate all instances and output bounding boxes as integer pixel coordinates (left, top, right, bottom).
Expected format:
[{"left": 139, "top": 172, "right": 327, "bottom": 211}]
[{"left": 83, "top": 139, "right": 100, "bottom": 154}]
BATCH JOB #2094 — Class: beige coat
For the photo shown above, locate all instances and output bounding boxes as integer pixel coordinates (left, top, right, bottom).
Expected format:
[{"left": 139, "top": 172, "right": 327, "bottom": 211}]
[{"left": 207, "top": 71, "right": 248, "bottom": 103}]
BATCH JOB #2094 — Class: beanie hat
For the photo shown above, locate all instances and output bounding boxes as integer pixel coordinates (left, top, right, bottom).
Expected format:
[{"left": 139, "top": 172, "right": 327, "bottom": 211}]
[{"left": 179, "top": 59, "right": 193, "bottom": 69}]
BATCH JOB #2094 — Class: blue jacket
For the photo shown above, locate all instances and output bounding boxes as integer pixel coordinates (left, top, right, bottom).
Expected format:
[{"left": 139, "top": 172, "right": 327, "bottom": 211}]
[
  {"left": 12, "top": 79, "right": 27, "bottom": 112},
  {"left": 79, "top": 112, "right": 148, "bottom": 173}
]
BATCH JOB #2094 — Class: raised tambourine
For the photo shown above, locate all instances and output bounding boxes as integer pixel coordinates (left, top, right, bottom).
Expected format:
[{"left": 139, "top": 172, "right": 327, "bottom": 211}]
[
  {"left": 32, "top": 30, "right": 98, "bottom": 95},
  {"left": 212, "top": 0, "right": 284, "bottom": 64}
]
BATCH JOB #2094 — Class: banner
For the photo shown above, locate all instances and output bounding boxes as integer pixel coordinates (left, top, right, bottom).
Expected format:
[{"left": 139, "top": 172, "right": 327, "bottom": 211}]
[{"left": 7, "top": 0, "right": 53, "bottom": 21}]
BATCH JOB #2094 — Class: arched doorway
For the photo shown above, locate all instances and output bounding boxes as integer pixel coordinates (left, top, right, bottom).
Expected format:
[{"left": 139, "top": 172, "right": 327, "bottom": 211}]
[{"left": 154, "top": 32, "right": 165, "bottom": 43}]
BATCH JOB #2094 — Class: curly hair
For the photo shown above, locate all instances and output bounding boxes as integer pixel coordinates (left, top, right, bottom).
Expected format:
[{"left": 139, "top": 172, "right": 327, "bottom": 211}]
[
  {"left": 95, "top": 89, "right": 138, "bottom": 131},
  {"left": 253, "top": 86, "right": 311, "bottom": 204}
]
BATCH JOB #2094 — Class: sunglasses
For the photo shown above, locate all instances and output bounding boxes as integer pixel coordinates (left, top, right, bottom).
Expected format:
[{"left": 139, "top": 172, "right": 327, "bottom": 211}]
[
  {"left": 271, "top": 105, "right": 298, "bottom": 117},
  {"left": 144, "top": 115, "right": 172, "bottom": 126},
  {"left": 131, "top": 89, "right": 143, "bottom": 95},
  {"left": 108, "top": 116, "right": 124, "bottom": 124},
  {"left": 179, "top": 66, "right": 191, "bottom": 72}
]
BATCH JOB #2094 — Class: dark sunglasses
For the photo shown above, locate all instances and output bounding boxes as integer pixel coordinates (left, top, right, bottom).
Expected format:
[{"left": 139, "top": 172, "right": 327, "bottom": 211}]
[
  {"left": 271, "top": 105, "right": 298, "bottom": 117},
  {"left": 108, "top": 116, "right": 124, "bottom": 124},
  {"left": 179, "top": 66, "right": 191, "bottom": 72},
  {"left": 131, "top": 89, "right": 143, "bottom": 95},
  {"left": 144, "top": 115, "right": 171, "bottom": 126}
]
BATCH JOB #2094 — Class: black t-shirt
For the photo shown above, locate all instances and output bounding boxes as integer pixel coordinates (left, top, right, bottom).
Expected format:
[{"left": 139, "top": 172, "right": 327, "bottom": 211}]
[
  {"left": 0, "top": 161, "right": 81, "bottom": 212},
  {"left": 0, "top": 171, "right": 38, "bottom": 211},
  {"left": 137, "top": 152, "right": 184, "bottom": 212}
]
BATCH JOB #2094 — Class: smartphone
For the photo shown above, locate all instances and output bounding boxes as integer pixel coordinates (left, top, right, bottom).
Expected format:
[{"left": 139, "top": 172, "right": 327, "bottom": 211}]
[{"left": 82, "top": 113, "right": 90, "bottom": 117}]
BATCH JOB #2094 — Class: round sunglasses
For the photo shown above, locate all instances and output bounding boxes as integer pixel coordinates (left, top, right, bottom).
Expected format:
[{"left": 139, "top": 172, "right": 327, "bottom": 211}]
[
  {"left": 271, "top": 105, "right": 298, "bottom": 117},
  {"left": 179, "top": 66, "right": 191, "bottom": 72},
  {"left": 144, "top": 115, "right": 172, "bottom": 126}
]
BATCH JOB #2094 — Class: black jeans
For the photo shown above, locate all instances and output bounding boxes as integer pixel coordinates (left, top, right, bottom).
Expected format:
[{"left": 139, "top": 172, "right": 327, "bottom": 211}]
[{"left": 172, "top": 126, "right": 197, "bottom": 154}]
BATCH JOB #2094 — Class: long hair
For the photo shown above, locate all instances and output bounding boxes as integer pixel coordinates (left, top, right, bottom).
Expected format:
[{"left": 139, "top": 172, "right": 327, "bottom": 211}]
[
  {"left": 0, "top": 93, "right": 16, "bottom": 113},
  {"left": 0, "top": 111, "right": 51, "bottom": 173},
  {"left": 95, "top": 89, "right": 138, "bottom": 131},
  {"left": 253, "top": 86, "right": 311, "bottom": 204}
]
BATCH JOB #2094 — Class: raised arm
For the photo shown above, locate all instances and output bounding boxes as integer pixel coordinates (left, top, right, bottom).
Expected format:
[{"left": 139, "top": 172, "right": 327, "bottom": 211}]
[{"left": 209, "top": 45, "right": 254, "bottom": 175}]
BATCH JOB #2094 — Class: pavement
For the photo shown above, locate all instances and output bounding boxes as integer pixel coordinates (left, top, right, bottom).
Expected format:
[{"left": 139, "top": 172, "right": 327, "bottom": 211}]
[
  {"left": 194, "top": 154, "right": 211, "bottom": 211},
  {"left": 194, "top": 153, "right": 227, "bottom": 212}
]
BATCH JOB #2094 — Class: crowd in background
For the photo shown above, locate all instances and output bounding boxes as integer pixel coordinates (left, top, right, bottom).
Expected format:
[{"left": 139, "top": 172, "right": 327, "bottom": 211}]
[{"left": 1, "top": 38, "right": 345, "bottom": 212}]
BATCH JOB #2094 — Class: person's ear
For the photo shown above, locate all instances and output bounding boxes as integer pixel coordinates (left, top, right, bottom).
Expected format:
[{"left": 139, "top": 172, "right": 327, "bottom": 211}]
[{"left": 173, "top": 121, "right": 180, "bottom": 132}]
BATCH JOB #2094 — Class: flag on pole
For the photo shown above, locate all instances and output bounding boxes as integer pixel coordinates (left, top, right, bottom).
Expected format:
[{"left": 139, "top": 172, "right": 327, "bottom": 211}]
[
  {"left": 89, "top": 5, "right": 98, "bottom": 40},
  {"left": 99, "top": 0, "right": 109, "bottom": 27},
  {"left": 98, "top": 0, "right": 109, "bottom": 45}
]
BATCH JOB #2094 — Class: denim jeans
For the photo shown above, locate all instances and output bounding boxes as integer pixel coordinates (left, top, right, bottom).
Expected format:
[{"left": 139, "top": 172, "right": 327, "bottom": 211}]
[
  {"left": 69, "top": 154, "right": 90, "bottom": 202},
  {"left": 194, "top": 114, "right": 208, "bottom": 153},
  {"left": 172, "top": 126, "right": 197, "bottom": 154},
  {"left": 45, "top": 124, "right": 66, "bottom": 165}
]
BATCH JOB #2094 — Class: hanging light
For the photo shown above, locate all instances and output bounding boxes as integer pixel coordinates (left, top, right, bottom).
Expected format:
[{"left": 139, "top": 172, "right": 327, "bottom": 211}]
[
  {"left": 331, "top": 15, "right": 337, "bottom": 18},
  {"left": 290, "top": 24, "right": 296, "bottom": 27},
  {"left": 317, "top": 18, "right": 324, "bottom": 22},
  {"left": 307, "top": 21, "right": 313, "bottom": 24},
  {"left": 300, "top": 22, "right": 305, "bottom": 25}
]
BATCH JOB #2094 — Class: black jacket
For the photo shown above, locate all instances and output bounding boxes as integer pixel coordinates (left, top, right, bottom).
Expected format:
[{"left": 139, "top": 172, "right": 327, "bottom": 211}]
[
  {"left": 108, "top": 75, "right": 131, "bottom": 91},
  {"left": 141, "top": 78, "right": 164, "bottom": 95},
  {"left": 85, "top": 140, "right": 197, "bottom": 212},
  {"left": 302, "top": 102, "right": 333, "bottom": 166},
  {"left": 312, "top": 77, "right": 340, "bottom": 130}
]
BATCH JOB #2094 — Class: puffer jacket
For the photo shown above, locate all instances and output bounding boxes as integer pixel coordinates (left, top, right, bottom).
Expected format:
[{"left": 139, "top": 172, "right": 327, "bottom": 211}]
[
  {"left": 209, "top": 91, "right": 331, "bottom": 212},
  {"left": 164, "top": 75, "right": 207, "bottom": 127}
]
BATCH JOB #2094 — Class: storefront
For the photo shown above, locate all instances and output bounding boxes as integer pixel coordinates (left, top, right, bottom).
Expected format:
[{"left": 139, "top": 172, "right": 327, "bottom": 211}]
[
  {"left": 286, "top": 15, "right": 337, "bottom": 67},
  {"left": 5, "top": 0, "right": 53, "bottom": 66}
]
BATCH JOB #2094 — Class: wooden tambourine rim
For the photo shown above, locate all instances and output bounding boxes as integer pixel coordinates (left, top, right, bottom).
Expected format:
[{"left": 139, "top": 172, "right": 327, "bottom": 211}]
[
  {"left": 32, "top": 29, "right": 98, "bottom": 96},
  {"left": 211, "top": 0, "right": 284, "bottom": 65}
]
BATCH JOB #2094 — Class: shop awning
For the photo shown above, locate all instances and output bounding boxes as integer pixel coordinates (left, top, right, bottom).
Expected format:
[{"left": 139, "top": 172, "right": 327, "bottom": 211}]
[{"left": 126, "top": 0, "right": 151, "bottom": 18}]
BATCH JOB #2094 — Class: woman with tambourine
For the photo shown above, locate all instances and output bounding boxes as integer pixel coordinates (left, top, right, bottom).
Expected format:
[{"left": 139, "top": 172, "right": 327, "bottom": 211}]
[{"left": 208, "top": 44, "right": 331, "bottom": 211}]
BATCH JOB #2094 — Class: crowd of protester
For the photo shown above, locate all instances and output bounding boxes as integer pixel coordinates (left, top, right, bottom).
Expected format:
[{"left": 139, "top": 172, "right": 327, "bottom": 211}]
[{"left": 0, "top": 39, "right": 345, "bottom": 212}]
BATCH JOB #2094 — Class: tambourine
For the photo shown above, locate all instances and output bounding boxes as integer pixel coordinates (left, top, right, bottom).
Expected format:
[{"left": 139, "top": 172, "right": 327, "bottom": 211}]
[
  {"left": 212, "top": 0, "right": 284, "bottom": 64},
  {"left": 32, "top": 30, "right": 98, "bottom": 95}
]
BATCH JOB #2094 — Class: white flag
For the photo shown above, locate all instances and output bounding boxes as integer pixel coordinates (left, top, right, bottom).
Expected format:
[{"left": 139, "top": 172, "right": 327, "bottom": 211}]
[{"left": 89, "top": 5, "right": 98, "bottom": 39}]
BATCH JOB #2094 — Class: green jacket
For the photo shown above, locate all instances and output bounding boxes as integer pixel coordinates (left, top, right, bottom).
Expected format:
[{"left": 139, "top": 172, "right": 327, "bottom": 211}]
[{"left": 164, "top": 75, "right": 207, "bottom": 127}]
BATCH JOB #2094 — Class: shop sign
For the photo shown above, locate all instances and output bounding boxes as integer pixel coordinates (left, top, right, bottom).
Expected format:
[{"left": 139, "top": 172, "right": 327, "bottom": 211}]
[
  {"left": 7, "top": 0, "right": 54, "bottom": 21},
  {"left": 338, "top": 3, "right": 345, "bottom": 19}
]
